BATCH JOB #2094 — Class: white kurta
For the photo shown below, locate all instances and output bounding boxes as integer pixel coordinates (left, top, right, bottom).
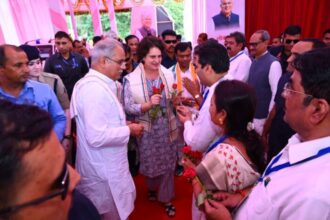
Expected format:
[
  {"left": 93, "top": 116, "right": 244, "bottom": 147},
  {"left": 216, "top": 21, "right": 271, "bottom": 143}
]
[
  {"left": 70, "top": 69, "right": 135, "bottom": 220},
  {"left": 226, "top": 51, "right": 252, "bottom": 82}
]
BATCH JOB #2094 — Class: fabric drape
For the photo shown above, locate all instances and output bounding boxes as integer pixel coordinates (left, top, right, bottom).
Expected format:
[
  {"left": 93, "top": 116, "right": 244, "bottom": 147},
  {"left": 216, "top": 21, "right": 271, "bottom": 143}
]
[{"left": 245, "top": 0, "right": 330, "bottom": 40}]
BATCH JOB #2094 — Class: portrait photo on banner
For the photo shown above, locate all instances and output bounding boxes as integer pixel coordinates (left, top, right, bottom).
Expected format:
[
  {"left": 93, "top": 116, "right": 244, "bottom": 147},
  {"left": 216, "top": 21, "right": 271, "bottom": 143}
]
[
  {"left": 130, "top": 6, "right": 158, "bottom": 40},
  {"left": 206, "top": 0, "right": 245, "bottom": 43}
]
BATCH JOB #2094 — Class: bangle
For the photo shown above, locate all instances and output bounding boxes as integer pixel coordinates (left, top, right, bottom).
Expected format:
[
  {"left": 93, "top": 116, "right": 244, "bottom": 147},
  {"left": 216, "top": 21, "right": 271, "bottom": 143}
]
[{"left": 194, "top": 94, "right": 200, "bottom": 99}]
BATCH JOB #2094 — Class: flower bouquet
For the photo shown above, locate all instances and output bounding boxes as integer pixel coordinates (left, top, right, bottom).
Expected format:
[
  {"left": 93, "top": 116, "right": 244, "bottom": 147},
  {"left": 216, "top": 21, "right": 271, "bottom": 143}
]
[
  {"left": 149, "top": 83, "right": 165, "bottom": 122},
  {"left": 182, "top": 145, "right": 203, "bottom": 165}
]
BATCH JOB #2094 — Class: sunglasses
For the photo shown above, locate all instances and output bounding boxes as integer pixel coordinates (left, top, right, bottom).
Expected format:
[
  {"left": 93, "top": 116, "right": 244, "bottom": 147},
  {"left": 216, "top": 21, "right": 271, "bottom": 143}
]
[
  {"left": 285, "top": 39, "right": 299, "bottom": 44},
  {"left": 164, "top": 40, "right": 177, "bottom": 44},
  {"left": 249, "top": 41, "right": 263, "bottom": 47},
  {"left": 0, "top": 163, "right": 70, "bottom": 216}
]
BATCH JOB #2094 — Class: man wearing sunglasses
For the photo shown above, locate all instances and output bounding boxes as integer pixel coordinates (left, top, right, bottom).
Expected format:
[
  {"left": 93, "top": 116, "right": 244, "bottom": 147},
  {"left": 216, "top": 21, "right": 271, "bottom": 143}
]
[
  {"left": 269, "top": 25, "right": 301, "bottom": 73},
  {"left": 161, "top": 29, "right": 178, "bottom": 68},
  {"left": 0, "top": 100, "right": 81, "bottom": 220}
]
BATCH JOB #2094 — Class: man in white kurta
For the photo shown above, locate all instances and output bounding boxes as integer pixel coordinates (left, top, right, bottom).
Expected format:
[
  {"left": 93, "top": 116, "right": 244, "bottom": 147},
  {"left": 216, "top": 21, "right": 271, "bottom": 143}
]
[
  {"left": 70, "top": 39, "right": 144, "bottom": 220},
  {"left": 224, "top": 32, "right": 252, "bottom": 82}
]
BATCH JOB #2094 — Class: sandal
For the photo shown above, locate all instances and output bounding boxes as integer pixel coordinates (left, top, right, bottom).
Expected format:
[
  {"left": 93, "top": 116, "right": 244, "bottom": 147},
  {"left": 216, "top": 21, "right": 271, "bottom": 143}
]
[
  {"left": 147, "top": 191, "right": 157, "bottom": 201},
  {"left": 165, "top": 203, "right": 176, "bottom": 218}
]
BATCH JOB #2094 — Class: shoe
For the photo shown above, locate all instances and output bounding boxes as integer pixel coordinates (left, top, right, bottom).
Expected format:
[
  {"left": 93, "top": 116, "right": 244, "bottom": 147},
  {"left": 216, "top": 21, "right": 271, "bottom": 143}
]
[{"left": 165, "top": 203, "right": 176, "bottom": 218}]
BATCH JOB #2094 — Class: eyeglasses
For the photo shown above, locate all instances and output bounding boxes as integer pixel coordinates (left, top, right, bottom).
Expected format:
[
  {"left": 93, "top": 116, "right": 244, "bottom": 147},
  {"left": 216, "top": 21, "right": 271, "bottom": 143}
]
[
  {"left": 105, "top": 57, "right": 126, "bottom": 66},
  {"left": 164, "top": 40, "right": 177, "bottom": 44},
  {"left": 282, "top": 82, "right": 313, "bottom": 98},
  {"left": 285, "top": 39, "right": 299, "bottom": 44},
  {"left": 249, "top": 41, "right": 263, "bottom": 47},
  {"left": 0, "top": 163, "right": 70, "bottom": 216}
]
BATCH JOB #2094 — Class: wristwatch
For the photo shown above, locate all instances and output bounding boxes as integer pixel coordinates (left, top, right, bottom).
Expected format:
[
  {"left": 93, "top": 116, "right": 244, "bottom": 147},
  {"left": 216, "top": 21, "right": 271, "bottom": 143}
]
[{"left": 194, "top": 94, "right": 200, "bottom": 99}]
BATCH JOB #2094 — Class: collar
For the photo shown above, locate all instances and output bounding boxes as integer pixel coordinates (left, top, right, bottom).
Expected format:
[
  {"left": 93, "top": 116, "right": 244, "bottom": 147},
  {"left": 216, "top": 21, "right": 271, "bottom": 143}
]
[
  {"left": 88, "top": 69, "right": 115, "bottom": 85},
  {"left": 56, "top": 52, "right": 74, "bottom": 60},
  {"left": 0, "top": 80, "right": 34, "bottom": 99},
  {"left": 209, "top": 77, "right": 225, "bottom": 91},
  {"left": 230, "top": 50, "right": 244, "bottom": 62},
  {"left": 287, "top": 134, "right": 330, "bottom": 164},
  {"left": 24, "top": 80, "right": 35, "bottom": 89},
  {"left": 255, "top": 51, "right": 268, "bottom": 60}
]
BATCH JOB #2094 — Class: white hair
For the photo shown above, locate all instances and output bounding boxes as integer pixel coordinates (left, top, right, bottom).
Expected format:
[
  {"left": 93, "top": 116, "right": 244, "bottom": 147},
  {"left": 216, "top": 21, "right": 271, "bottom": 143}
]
[
  {"left": 90, "top": 38, "right": 122, "bottom": 64},
  {"left": 103, "top": 31, "right": 118, "bottom": 40}
]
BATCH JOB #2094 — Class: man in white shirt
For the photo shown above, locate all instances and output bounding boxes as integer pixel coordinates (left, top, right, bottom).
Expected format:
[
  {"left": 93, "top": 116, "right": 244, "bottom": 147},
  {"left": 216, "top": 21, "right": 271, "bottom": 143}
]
[
  {"left": 70, "top": 39, "right": 144, "bottom": 220},
  {"left": 224, "top": 32, "right": 251, "bottom": 82},
  {"left": 176, "top": 39, "right": 229, "bottom": 152},
  {"left": 247, "top": 30, "right": 282, "bottom": 135},
  {"left": 204, "top": 47, "right": 330, "bottom": 220}
]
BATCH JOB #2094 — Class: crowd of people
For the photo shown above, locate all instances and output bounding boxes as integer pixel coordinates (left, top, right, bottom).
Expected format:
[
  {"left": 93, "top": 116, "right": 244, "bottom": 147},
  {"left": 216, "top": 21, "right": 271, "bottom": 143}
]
[{"left": 0, "top": 23, "right": 330, "bottom": 220}]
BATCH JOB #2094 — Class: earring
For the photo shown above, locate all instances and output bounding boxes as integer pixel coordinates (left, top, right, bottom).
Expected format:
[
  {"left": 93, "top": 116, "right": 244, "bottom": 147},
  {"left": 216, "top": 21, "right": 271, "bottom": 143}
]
[{"left": 218, "top": 118, "right": 223, "bottom": 125}]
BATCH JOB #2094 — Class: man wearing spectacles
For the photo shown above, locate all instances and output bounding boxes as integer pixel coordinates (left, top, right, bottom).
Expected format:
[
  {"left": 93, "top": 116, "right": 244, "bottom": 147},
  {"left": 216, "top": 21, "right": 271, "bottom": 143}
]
[
  {"left": 161, "top": 29, "right": 178, "bottom": 68},
  {"left": 212, "top": 0, "right": 239, "bottom": 30},
  {"left": 269, "top": 25, "right": 302, "bottom": 73},
  {"left": 263, "top": 39, "right": 326, "bottom": 162},
  {"left": 71, "top": 38, "right": 144, "bottom": 220},
  {"left": 204, "top": 47, "right": 330, "bottom": 220},
  {"left": 0, "top": 100, "right": 81, "bottom": 220},
  {"left": 247, "top": 30, "right": 282, "bottom": 135}
]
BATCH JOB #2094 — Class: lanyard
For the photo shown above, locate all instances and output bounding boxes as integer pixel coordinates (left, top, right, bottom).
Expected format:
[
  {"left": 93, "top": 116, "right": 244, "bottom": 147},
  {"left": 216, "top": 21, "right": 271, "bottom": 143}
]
[
  {"left": 199, "top": 89, "right": 209, "bottom": 110},
  {"left": 259, "top": 145, "right": 330, "bottom": 182},
  {"left": 230, "top": 51, "right": 244, "bottom": 62},
  {"left": 206, "top": 135, "right": 228, "bottom": 154}
]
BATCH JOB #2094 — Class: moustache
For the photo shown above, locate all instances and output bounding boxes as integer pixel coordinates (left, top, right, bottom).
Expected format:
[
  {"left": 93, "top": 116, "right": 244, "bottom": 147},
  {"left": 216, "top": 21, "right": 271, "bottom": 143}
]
[{"left": 226, "top": 47, "right": 231, "bottom": 51}]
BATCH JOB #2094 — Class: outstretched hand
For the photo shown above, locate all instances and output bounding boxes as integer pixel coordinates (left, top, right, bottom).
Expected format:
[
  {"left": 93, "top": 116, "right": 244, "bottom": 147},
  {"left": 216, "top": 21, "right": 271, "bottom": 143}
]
[{"left": 183, "top": 78, "right": 200, "bottom": 97}]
